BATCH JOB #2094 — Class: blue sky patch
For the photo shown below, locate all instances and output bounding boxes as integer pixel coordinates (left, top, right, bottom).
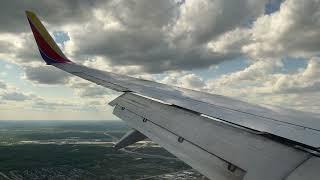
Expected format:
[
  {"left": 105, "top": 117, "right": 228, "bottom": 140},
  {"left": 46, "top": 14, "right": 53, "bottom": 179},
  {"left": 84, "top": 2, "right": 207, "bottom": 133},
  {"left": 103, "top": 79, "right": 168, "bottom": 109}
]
[
  {"left": 265, "top": 0, "right": 283, "bottom": 15},
  {"left": 53, "top": 31, "right": 70, "bottom": 46}
]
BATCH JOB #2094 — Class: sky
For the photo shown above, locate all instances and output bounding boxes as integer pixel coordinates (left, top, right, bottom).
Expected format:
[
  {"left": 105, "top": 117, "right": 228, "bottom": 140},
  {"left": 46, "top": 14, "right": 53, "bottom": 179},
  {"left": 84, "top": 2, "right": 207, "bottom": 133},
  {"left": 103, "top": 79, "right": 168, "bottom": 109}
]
[{"left": 0, "top": 0, "right": 320, "bottom": 120}]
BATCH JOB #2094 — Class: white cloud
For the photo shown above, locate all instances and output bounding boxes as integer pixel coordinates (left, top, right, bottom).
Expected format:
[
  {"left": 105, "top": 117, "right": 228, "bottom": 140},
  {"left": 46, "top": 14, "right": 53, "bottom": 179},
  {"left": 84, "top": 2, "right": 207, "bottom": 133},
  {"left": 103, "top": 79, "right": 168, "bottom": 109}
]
[
  {"left": 207, "top": 28, "right": 251, "bottom": 55},
  {"left": 160, "top": 71, "right": 205, "bottom": 90},
  {"left": 243, "top": 0, "right": 320, "bottom": 59},
  {"left": 257, "top": 58, "right": 320, "bottom": 94},
  {"left": 171, "top": 0, "right": 266, "bottom": 46},
  {"left": 207, "top": 60, "right": 279, "bottom": 87},
  {"left": 200, "top": 58, "right": 320, "bottom": 113},
  {"left": 154, "top": 58, "right": 320, "bottom": 113}
]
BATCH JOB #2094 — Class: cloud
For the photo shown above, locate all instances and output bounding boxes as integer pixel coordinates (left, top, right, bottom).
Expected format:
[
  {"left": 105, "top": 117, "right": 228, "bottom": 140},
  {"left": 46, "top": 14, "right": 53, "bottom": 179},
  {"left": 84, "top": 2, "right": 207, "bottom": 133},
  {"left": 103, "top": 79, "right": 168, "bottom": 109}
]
[
  {"left": 243, "top": 0, "right": 320, "bottom": 59},
  {"left": 207, "top": 28, "right": 251, "bottom": 55},
  {"left": 0, "top": 84, "right": 85, "bottom": 111},
  {"left": 157, "top": 57, "right": 320, "bottom": 113},
  {"left": 67, "top": 77, "right": 117, "bottom": 99},
  {"left": 205, "top": 0, "right": 320, "bottom": 61},
  {"left": 23, "top": 66, "right": 70, "bottom": 85},
  {"left": 171, "top": 0, "right": 266, "bottom": 46},
  {"left": 32, "top": 99, "right": 79, "bottom": 110},
  {"left": 0, "top": 0, "right": 264, "bottom": 83},
  {"left": 262, "top": 58, "right": 320, "bottom": 94},
  {"left": 1, "top": 92, "right": 31, "bottom": 101},
  {"left": 202, "top": 58, "right": 320, "bottom": 113},
  {"left": 161, "top": 72, "right": 205, "bottom": 90},
  {"left": 0, "top": 81, "right": 6, "bottom": 89},
  {"left": 0, "top": 0, "right": 319, "bottom": 78},
  {"left": 63, "top": 0, "right": 268, "bottom": 73},
  {"left": 0, "top": 0, "right": 105, "bottom": 33},
  {"left": 207, "top": 60, "right": 280, "bottom": 87}
]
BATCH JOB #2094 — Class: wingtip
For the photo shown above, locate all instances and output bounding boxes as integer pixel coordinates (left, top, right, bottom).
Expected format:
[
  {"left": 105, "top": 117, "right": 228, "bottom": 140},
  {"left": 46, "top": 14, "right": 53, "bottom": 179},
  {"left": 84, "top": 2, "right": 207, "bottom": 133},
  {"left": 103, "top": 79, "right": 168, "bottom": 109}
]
[
  {"left": 25, "top": 10, "right": 36, "bottom": 18},
  {"left": 25, "top": 10, "right": 72, "bottom": 65}
]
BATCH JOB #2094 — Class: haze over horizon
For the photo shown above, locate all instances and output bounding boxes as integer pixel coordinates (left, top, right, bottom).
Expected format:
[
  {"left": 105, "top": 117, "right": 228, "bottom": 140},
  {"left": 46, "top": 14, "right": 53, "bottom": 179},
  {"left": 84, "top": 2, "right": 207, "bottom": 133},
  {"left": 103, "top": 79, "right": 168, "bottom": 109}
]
[{"left": 0, "top": 0, "right": 320, "bottom": 120}]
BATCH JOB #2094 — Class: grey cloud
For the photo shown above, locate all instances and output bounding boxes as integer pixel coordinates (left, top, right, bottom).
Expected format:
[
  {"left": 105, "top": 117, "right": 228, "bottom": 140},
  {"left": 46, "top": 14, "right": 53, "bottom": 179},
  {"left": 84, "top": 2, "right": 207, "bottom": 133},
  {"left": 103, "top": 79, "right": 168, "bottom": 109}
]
[
  {"left": 68, "top": 79, "right": 111, "bottom": 98},
  {"left": 2, "top": 92, "right": 30, "bottom": 101},
  {"left": 24, "top": 66, "right": 70, "bottom": 85},
  {"left": 0, "top": 0, "right": 106, "bottom": 33},
  {"left": 110, "top": 0, "right": 178, "bottom": 28},
  {"left": 14, "top": 34, "right": 41, "bottom": 64},
  {"left": 33, "top": 100, "right": 77, "bottom": 110},
  {"left": 65, "top": 0, "right": 267, "bottom": 73},
  {"left": 2, "top": 0, "right": 318, "bottom": 78},
  {"left": 78, "top": 87, "right": 109, "bottom": 98},
  {"left": 0, "top": 40, "right": 13, "bottom": 54},
  {"left": 69, "top": 22, "right": 240, "bottom": 73},
  {"left": 0, "top": 81, "right": 6, "bottom": 89},
  {"left": 0, "top": 0, "right": 220, "bottom": 74}
]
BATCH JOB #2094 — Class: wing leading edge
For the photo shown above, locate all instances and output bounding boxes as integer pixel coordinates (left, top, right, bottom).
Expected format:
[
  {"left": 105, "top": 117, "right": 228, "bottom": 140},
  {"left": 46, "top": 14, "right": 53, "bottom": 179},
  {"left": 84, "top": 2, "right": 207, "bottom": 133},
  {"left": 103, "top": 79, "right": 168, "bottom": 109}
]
[{"left": 26, "top": 11, "right": 320, "bottom": 180}]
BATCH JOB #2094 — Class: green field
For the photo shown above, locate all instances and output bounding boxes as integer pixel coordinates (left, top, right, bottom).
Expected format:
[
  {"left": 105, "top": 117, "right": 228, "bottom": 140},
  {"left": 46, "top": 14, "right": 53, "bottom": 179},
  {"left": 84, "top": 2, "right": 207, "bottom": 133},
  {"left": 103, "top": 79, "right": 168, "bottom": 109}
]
[{"left": 0, "top": 120, "right": 194, "bottom": 179}]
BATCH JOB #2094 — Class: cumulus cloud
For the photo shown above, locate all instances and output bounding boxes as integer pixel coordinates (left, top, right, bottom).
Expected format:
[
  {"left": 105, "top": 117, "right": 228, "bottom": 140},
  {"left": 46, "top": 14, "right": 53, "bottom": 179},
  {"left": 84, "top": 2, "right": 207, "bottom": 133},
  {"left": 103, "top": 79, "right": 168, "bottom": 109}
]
[
  {"left": 207, "top": 28, "right": 251, "bottom": 55},
  {"left": 161, "top": 72, "right": 205, "bottom": 90},
  {"left": 243, "top": 0, "right": 320, "bottom": 59},
  {"left": 171, "top": 0, "right": 266, "bottom": 46},
  {"left": 207, "top": 60, "right": 281, "bottom": 88},
  {"left": 0, "top": 0, "right": 319, "bottom": 78},
  {"left": 155, "top": 57, "right": 319, "bottom": 113},
  {"left": 202, "top": 58, "right": 320, "bottom": 113},
  {"left": 1, "top": 92, "right": 31, "bottom": 101},
  {"left": 23, "top": 66, "right": 70, "bottom": 85},
  {"left": 0, "top": 0, "right": 264, "bottom": 84},
  {"left": 259, "top": 58, "right": 320, "bottom": 94},
  {"left": 63, "top": 0, "right": 268, "bottom": 73},
  {"left": 0, "top": 0, "right": 105, "bottom": 33},
  {"left": 67, "top": 77, "right": 116, "bottom": 99},
  {"left": 0, "top": 87, "right": 84, "bottom": 112}
]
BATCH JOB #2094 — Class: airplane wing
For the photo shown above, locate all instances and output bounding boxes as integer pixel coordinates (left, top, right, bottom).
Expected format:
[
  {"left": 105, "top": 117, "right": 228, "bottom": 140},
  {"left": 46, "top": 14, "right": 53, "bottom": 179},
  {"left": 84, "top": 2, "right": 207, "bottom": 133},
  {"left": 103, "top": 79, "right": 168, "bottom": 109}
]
[{"left": 26, "top": 11, "right": 320, "bottom": 180}]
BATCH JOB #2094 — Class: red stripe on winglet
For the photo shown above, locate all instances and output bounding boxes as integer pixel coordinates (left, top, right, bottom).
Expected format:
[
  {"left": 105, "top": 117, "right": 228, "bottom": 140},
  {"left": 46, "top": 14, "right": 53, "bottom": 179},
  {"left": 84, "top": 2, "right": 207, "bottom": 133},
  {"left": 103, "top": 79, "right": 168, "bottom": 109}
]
[{"left": 28, "top": 19, "right": 70, "bottom": 63}]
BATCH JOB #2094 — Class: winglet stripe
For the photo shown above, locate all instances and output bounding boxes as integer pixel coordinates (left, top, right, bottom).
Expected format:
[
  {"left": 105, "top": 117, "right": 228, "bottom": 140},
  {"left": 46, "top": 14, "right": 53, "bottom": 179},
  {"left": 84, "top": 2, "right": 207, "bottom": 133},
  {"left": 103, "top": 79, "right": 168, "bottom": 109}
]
[
  {"left": 28, "top": 19, "right": 68, "bottom": 63},
  {"left": 26, "top": 11, "right": 66, "bottom": 59},
  {"left": 26, "top": 11, "right": 71, "bottom": 64}
]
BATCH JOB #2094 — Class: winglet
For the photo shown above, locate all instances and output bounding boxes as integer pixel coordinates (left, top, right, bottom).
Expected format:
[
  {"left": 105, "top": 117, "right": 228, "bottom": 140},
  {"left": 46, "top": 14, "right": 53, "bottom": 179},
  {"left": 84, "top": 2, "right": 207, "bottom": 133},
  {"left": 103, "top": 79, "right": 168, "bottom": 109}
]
[{"left": 26, "top": 11, "right": 71, "bottom": 65}]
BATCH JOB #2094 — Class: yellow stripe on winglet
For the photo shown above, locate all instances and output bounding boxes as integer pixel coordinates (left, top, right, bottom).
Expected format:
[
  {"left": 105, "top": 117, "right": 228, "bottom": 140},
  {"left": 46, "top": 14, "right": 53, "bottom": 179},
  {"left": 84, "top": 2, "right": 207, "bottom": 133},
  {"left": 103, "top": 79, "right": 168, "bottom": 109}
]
[{"left": 25, "top": 11, "right": 67, "bottom": 59}]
